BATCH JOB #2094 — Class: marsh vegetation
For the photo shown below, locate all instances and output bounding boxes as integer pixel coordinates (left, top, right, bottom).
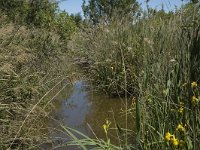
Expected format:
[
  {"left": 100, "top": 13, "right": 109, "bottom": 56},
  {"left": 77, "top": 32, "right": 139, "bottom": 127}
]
[{"left": 0, "top": 0, "right": 200, "bottom": 149}]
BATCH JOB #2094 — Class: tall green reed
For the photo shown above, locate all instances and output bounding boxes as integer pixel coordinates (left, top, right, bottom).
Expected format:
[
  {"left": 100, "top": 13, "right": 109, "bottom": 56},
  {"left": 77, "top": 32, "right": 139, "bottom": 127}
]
[
  {"left": 136, "top": 4, "right": 200, "bottom": 149},
  {"left": 68, "top": 3, "right": 200, "bottom": 150}
]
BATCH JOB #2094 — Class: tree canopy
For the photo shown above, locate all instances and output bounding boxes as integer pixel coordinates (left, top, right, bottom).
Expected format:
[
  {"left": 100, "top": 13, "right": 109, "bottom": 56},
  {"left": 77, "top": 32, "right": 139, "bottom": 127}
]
[
  {"left": 0, "top": 0, "right": 77, "bottom": 39},
  {"left": 82, "top": 0, "right": 139, "bottom": 24},
  {"left": 0, "top": 0, "right": 58, "bottom": 27}
]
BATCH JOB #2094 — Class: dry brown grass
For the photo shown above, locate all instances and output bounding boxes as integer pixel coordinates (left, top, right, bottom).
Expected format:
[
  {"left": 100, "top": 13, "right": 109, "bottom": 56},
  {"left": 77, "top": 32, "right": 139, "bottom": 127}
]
[{"left": 0, "top": 15, "right": 73, "bottom": 149}]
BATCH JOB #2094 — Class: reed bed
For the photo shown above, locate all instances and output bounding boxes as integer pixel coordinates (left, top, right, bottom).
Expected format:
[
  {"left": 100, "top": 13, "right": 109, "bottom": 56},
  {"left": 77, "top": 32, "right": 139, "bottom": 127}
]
[
  {"left": 67, "top": 3, "right": 200, "bottom": 149},
  {"left": 1, "top": 2, "right": 200, "bottom": 150}
]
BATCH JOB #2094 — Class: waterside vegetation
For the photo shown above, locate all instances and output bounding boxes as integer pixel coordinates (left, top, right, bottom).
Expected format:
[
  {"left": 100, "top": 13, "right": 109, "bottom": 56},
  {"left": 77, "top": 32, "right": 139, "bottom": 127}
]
[{"left": 0, "top": 0, "right": 200, "bottom": 149}]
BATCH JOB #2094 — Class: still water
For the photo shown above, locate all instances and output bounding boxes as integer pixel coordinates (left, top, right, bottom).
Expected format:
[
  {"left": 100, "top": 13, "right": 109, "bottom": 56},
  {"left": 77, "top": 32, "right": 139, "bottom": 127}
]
[{"left": 42, "top": 80, "right": 135, "bottom": 149}]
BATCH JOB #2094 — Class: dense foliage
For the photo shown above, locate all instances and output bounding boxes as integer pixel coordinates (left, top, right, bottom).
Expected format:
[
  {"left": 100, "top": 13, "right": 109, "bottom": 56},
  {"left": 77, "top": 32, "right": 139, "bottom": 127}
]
[
  {"left": 82, "top": 0, "right": 139, "bottom": 24},
  {"left": 0, "top": 0, "right": 77, "bottom": 39}
]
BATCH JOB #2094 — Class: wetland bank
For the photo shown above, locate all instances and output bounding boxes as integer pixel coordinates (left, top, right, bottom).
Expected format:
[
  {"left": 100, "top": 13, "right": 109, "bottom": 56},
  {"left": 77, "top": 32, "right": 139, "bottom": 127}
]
[{"left": 0, "top": 0, "right": 200, "bottom": 149}]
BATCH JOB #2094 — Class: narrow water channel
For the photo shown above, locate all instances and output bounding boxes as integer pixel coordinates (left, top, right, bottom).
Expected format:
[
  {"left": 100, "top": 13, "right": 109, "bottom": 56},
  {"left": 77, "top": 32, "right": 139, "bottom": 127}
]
[{"left": 43, "top": 80, "right": 135, "bottom": 149}]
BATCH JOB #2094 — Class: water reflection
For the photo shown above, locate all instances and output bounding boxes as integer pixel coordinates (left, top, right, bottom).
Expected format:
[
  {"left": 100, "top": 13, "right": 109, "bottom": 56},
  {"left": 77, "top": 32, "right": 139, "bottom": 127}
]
[
  {"left": 46, "top": 80, "right": 135, "bottom": 149},
  {"left": 53, "top": 81, "right": 92, "bottom": 136}
]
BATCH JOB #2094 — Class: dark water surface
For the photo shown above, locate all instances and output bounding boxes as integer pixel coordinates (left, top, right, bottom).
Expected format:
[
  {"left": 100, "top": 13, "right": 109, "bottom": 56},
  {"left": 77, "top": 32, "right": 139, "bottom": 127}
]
[{"left": 42, "top": 80, "right": 135, "bottom": 149}]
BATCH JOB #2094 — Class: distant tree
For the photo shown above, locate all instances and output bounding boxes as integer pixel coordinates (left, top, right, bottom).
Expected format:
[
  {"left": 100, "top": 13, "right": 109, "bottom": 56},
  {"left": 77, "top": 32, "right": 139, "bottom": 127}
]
[
  {"left": 0, "top": 0, "right": 29, "bottom": 23},
  {"left": 191, "top": 0, "right": 199, "bottom": 3},
  {"left": 54, "top": 11, "right": 77, "bottom": 39},
  {"left": 25, "top": 0, "right": 58, "bottom": 28},
  {"left": 82, "top": 0, "right": 139, "bottom": 24},
  {"left": 0, "top": 0, "right": 58, "bottom": 27},
  {"left": 148, "top": 8, "right": 173, "bottom": 20},
  {"left": 0, "top": 0, "right": 77, "bottom": 39},
  {"left": 70, "top": 13, "right": 82, "bottom": 27}
]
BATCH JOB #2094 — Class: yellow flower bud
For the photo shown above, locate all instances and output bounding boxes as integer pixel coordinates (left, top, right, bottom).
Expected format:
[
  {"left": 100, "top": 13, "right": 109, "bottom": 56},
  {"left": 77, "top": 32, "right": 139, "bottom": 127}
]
[
  {"left": 176, "top": 124, "right": 185, "bottom": 132},
  {"left": 165, "top": 132, "right": 171, "bottom": 142},
  {"left": 191, "top": 81, "right": 197, "bottom": 88},
  {"left": 192, "top": 96, "right": 199, "bottom": 105},
  {"left": 178, "top": 106, "right": 184, "bottom": 113},
  {"left": 172, "top": 138, "right": 179, "bottom": 146}
]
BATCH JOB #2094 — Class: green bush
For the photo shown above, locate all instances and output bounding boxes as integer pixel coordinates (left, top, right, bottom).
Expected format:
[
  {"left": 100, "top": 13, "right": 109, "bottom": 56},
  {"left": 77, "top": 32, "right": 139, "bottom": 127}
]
[{"left": 0, "top": 0, "right": 77, "bottom": 40}]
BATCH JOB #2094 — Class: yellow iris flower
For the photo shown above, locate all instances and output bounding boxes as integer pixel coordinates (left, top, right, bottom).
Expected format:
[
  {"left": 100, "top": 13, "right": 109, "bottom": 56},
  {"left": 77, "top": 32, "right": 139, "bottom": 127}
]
[
  {"left": 176, "top": 124, "right": 185, "bottom": 132},
  {"left": 165, "top": 132, "right": 171, "bottom": 142},
  {"left": 191, "top": 81, "right": 197, "bottom": 88}
]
